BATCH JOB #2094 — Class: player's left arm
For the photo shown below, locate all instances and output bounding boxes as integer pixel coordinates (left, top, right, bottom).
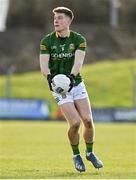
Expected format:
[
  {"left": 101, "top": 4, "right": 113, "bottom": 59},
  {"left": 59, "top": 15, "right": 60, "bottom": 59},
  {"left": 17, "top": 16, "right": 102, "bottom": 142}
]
[
  {"left": 71, "top": 35, "right": 86, "bottom": 76},
  {"left": 71, "top": 49, "right": 85, "bottom": 76}
]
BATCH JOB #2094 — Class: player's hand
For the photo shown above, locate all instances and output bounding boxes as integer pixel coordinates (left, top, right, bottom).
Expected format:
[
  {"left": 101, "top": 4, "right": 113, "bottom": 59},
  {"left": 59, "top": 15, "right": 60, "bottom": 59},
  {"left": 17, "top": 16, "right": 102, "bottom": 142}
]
[
  {"left": 47, "top": 74, "right": 56, "bottom": 91},
  {"left": 67, "top": 74, "right": 76, "bottom": 92}
]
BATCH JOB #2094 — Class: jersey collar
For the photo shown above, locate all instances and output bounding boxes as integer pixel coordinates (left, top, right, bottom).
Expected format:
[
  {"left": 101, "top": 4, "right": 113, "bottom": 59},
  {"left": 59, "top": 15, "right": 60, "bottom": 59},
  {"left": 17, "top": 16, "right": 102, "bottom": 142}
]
[{"left": 55, "top": 31, "right": 70, "bottom": 38}]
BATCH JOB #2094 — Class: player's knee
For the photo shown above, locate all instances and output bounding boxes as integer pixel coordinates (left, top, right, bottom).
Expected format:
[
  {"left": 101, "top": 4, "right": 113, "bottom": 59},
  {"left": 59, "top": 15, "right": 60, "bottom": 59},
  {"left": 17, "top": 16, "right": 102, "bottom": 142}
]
[
  {"left": 70, "top": 121, "right": 80, "bottom": 131},
  {"left": 83, "top": 117, "right": 94, "bottom": 129}
]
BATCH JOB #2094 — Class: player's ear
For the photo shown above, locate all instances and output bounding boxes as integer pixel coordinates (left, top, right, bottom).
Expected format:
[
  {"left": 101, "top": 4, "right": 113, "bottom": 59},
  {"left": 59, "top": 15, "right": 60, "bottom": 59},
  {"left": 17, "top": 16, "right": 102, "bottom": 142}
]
[{"left": 68, "top": 18, "right": 73, "bottom": 26}]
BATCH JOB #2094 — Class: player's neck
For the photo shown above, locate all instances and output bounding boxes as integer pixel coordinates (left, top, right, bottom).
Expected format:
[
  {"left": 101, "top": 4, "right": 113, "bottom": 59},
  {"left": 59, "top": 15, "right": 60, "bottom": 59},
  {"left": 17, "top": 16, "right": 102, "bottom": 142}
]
[{"left": 56, "top": 29, "right": 70, "bottom": 38}]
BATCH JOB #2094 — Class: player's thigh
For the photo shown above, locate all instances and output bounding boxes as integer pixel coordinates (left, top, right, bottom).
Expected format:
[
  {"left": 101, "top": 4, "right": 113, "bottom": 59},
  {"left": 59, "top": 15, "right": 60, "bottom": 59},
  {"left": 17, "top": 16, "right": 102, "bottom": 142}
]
[
  {"left": 74, "top": 98, "right": 93, "bottom": 123},
  {"left": 60, "top": 102, "right": 81, "bottom": 127}
]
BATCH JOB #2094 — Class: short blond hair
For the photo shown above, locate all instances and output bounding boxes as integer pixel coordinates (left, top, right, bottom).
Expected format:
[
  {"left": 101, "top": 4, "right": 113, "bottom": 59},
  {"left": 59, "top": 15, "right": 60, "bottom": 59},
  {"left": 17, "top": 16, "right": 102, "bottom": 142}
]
[{"left": 53, "top": 7, "right": 74, "bottom": 20}]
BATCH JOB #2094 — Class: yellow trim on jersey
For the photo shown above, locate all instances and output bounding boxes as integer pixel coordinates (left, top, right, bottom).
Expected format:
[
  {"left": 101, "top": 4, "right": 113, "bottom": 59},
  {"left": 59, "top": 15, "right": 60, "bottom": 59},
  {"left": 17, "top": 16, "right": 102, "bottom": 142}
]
[
  {"left": 40, "top": 44, "right": 47, "bottom": 51},
  {"left": 56, "top": 31, "right": 70, "bottom": 38},
  {"left": 79, "top": 42, "right": 86, "bottom": 48}
]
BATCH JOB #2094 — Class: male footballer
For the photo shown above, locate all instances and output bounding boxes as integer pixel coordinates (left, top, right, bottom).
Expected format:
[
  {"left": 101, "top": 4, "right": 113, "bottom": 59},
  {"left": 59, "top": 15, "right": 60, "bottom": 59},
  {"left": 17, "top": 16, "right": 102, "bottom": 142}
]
[{"left": 40, "top": 7, "right": 103, "bottom": 172}]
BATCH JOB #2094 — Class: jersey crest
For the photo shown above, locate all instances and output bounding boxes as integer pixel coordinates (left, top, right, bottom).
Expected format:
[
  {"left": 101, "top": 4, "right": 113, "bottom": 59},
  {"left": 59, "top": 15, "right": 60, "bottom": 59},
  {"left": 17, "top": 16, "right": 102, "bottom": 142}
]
[{"left": 69, "top": 43, "right": 75, "bottom": 50}]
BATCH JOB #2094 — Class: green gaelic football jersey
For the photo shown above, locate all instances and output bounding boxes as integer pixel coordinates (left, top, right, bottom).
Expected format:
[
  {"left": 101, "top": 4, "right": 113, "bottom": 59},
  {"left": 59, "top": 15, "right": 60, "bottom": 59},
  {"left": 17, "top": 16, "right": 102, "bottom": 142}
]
[{"left": 40, "top": 30, "right": 87, "bottom": 85}]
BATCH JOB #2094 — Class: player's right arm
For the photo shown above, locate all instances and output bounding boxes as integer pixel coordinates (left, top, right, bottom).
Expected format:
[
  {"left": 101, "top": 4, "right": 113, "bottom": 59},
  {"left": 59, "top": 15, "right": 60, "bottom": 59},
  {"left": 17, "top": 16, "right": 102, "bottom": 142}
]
[
  {"left": 40, "top": 37, "right": 54, "bottom": 91},
  {"left": 39, "top": 37, "right": 51, "bottom": 77},
  {"left": 40, "top": 54, "right": 50, "bottom": 77}
]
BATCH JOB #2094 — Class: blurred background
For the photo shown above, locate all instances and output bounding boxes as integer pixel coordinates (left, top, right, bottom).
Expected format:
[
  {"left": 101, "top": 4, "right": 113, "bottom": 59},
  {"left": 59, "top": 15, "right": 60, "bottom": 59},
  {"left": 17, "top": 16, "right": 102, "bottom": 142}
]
[
  {"left": 0, "top": 0, "right": 136, "bottom": 121},
  {"left": 0, "top": 1, "right": 136, "bottom": 178},
  {"left": 1, "top": 0, "right": 136, "bottom": 72}
]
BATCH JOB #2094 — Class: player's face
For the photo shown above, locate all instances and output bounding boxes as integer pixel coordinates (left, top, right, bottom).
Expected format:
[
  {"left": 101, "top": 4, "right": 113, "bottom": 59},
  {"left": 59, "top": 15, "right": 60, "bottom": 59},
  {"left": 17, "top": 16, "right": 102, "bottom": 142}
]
[{"left": 54, "top": 13, "right": 71, "bottom": 32}]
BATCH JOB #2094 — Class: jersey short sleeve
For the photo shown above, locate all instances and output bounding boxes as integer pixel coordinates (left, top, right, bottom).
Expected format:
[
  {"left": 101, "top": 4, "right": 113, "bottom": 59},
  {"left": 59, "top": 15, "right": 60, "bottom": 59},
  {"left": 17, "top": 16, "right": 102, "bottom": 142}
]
[
  {"left": 76, "top": 34, "right": 87, "bottom": 51},
  {"left": 40, "top": 36, "right": 50, "bottom": 54}
]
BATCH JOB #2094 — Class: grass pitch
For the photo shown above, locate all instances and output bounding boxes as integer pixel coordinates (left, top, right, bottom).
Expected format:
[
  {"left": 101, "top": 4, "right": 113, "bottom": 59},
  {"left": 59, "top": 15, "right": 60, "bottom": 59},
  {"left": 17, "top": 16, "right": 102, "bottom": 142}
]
[{"left": 0, "top": 121, "right": 136, "bottom": 179}]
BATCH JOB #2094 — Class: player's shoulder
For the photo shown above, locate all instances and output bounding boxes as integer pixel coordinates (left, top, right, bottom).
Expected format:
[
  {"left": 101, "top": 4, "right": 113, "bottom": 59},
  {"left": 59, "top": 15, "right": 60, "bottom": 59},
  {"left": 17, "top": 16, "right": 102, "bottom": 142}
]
[
  {"left": 40, "top": 31, "right": 55, "bottom": 43},
  {"left": 70, "top": 30, "right": 86, "bottom": 41}
]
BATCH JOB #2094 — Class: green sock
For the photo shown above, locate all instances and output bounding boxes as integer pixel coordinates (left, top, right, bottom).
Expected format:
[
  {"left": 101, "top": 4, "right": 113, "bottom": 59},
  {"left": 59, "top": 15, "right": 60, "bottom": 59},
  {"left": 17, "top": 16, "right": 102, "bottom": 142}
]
[
  {"left": 71, "top": 144, "right": 80, "bottom": 155},
  {"left": 85, "top": 142, "right": 93, "bottom": 153}
]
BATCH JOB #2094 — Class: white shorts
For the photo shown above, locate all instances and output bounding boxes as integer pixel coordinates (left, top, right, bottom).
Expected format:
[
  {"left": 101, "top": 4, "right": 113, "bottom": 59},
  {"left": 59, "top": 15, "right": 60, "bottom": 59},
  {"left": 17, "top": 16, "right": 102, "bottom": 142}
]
[{"left": 52, "top": 82, "right": 89, "bottom": 105}]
